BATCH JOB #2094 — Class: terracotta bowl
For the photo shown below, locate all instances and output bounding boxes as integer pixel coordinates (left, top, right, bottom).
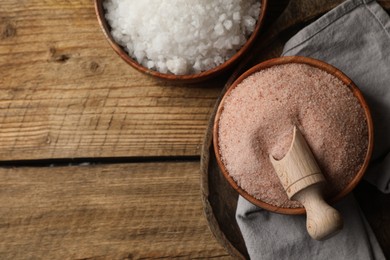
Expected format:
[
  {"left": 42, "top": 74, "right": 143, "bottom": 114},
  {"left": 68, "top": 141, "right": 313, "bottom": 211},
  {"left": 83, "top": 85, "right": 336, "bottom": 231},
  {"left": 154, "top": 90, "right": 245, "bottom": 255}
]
[
  {"left": 213, "top": 56, "right": 374, "bottom": 215},
  {"left": 94, "top": 0, "right": 268, "bottom": 83}
]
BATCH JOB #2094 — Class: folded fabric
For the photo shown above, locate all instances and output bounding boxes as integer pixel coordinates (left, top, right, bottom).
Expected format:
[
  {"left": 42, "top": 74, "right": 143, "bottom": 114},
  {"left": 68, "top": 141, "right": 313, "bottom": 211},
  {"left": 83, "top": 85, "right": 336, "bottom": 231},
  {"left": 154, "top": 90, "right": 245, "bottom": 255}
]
[
  {"left": 237, "top": 195, "right": 384, "bottom": 259},
  {"left": 236, "top": 0, "right": 389, "bottom": 259},
  {"left": 282, "top": 0, "right": 390, "bottom": 194}
]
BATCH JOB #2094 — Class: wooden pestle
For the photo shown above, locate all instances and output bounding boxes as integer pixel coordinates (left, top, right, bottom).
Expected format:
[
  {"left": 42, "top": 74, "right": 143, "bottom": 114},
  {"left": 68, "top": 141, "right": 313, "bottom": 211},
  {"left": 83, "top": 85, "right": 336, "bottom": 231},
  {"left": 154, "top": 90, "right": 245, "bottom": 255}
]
[{"left": 269, "top": 126, "right": 343, "bottom": 240}]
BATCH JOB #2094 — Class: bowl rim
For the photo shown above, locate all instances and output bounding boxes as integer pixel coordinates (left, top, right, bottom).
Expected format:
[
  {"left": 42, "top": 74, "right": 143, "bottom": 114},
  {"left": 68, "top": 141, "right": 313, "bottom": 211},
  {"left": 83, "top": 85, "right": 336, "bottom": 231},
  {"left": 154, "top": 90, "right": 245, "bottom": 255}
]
[
  {"left": 94, "top": 0, "right": 268, "bottom": 83},
  {"left": 213, "top": 56, "right": 374, "bottom": 215}
]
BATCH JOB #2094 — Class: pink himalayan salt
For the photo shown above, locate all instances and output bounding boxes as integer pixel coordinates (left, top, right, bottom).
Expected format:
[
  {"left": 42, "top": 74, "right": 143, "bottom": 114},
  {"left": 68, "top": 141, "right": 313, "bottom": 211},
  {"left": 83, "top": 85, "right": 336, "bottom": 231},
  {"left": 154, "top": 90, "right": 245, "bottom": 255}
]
[{"left": 218, "top": 63, "right": 368, "bottom": 208}]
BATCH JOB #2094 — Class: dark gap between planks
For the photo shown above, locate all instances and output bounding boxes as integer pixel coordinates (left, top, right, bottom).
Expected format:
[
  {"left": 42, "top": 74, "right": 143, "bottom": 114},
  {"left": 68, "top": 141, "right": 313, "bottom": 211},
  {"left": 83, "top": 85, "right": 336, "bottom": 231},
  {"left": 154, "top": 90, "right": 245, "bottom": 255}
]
[{"left": 0, "top": 156, "right": 200, "bottom": 168}]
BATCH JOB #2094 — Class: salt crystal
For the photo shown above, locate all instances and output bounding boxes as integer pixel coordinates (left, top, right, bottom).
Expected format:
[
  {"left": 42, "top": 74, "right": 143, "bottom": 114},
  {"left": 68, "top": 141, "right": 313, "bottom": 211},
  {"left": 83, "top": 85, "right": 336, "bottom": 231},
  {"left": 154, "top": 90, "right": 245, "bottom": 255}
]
[
  {"left": 232, "top": 36, "right": 241, "bottom": 45},
  {"left": 156, "top": 61, "right": 168, "bottom": 74},
  {"left": 243, "top": 15, "right": 256, "bottom": 33},
  {"left": 103, "top": 0, "right": 261, "bottom": 75},
  {"left": 223, "top": 20, "right": 233, "bottom": 30},
  {"left": 213, "top": 38, "right": 223, "bottom": 49},
  {"left": 166, "top": 57, "right": 188, "bottom": 75},
  {"left": 219, "top": 13, "right": 227, "bottom": 22},
  {"left": 133, "top": 50, "right": 145, "bottom": 64},
  {"left": 214, "top": 23, "right": 225, "bottom": 36},
  {"left": 214, "top": 56, "right": 224, "bottom": 65},
  {"left": 146, "top": 61, "right": 154, "bottom": 69},
  {"left": 202, "top": 58, "right": 215, "bottom": 71},
  {"left": 193, "top": 59, "right": 202, "bottom": 72},
  {"left": 233, "top": 12, "right": 241, "bottom": 21}
]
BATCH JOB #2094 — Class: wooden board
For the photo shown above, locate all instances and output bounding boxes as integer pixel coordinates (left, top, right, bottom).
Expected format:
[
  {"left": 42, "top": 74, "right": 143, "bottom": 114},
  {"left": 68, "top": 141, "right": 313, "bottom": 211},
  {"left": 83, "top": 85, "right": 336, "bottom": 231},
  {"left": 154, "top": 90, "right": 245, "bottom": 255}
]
[
  {"left": 0, "top": 0, "right": 222, "bottom": 161},
  {"left": 0, "top": 162, "right": 231, "bottom": 259},
  {"left": 1, "top": 0, "right": 390, "bottom": 259},
  {"left": 201, "top": 1, "right": 390, "bottom": 259}
]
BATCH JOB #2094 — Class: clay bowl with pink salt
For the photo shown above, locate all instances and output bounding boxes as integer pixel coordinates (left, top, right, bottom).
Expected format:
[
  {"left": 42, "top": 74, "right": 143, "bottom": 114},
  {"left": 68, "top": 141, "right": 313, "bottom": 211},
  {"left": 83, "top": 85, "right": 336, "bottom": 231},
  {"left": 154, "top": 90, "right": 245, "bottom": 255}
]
[
  {"left": 213, "top": 56, "right": 374, "bottom": 215},
  {"left": 94, "top": 0, "right": 268, "bottom": 83}
]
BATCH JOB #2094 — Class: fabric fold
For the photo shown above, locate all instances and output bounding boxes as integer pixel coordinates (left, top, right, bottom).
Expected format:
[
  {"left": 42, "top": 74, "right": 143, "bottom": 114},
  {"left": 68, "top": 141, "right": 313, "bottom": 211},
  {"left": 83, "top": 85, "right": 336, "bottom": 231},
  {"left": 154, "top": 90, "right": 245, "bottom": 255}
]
[{"left": 237, "top": 195, "right": 384, "bottom": 259}]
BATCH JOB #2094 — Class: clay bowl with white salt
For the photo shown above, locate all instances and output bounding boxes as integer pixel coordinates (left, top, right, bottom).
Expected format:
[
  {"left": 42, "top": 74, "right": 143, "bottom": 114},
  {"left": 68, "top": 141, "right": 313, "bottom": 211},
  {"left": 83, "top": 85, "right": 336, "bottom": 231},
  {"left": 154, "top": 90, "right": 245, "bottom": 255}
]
[
  {"left": 213, "top": 56, "right": 374, "bottom": 215},
  {"left": 94, "top": 0, "right": 268, "bottom": 83}
]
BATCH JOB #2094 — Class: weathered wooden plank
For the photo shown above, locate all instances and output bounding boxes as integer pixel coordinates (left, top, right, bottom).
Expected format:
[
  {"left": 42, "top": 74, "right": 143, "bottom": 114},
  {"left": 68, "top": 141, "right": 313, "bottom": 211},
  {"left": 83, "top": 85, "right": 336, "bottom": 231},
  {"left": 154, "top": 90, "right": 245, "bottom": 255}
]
[
  {"left": 0, "top": 162, "right": 230, "bottom": 259},
  {"left": 0, "top": 0, "right": 222, "bottom": 160}
]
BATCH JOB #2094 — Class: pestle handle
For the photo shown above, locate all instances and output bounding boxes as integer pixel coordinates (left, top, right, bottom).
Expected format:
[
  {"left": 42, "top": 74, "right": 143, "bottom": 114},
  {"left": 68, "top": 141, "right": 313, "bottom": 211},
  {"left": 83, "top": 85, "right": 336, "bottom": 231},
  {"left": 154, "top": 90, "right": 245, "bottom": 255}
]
[{"left": 293, "top": 184, "right": 343, "bottom": 240}]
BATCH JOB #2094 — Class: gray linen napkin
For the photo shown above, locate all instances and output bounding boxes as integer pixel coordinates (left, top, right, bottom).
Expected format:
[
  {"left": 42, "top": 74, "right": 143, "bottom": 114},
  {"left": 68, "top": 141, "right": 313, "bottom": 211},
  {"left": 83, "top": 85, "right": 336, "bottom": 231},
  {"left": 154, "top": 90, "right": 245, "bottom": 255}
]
[{"left": 236, "top": 0, "right": 390, "bottom": 259}]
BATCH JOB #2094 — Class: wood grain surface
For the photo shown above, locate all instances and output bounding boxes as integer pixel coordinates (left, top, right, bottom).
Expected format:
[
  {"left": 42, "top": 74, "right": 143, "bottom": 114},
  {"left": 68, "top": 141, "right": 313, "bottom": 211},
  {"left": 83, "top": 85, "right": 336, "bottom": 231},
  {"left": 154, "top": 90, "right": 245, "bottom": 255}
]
[
  {"left": 0, "top": 162, "right": 230, "bottom": 259},
  {"left": 0, "top": 0, "right": 222, "bottom": 161},
  {"left": 2, "top": 0, "right": 390, "bottom": 259}
]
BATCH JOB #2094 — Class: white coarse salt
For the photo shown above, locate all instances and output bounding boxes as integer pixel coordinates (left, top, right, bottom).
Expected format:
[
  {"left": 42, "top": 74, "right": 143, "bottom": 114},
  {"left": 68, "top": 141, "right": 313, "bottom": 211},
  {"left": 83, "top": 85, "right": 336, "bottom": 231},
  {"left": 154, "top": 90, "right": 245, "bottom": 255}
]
[{"left": 103, "top": 0, "right": 261, "bottom": 75}]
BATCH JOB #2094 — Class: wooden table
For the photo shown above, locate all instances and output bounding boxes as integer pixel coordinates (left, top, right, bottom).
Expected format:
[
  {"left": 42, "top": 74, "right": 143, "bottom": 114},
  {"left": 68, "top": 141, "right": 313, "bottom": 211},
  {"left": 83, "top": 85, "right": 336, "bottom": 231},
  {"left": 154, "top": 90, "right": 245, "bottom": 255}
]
[{"left": 1, "top": 1, "right": 389, "bottom": 259}]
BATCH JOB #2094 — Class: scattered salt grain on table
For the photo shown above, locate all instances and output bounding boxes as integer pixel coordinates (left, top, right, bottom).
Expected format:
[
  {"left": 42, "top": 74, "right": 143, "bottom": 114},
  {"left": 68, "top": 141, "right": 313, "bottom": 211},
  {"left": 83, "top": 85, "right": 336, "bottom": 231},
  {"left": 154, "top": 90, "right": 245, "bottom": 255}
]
[
  {"left": 103, "top": 0, "right": 261, "bottom": 75},
  {"left": 217, "top": 63, "right": 369, "bottom": 208}
]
